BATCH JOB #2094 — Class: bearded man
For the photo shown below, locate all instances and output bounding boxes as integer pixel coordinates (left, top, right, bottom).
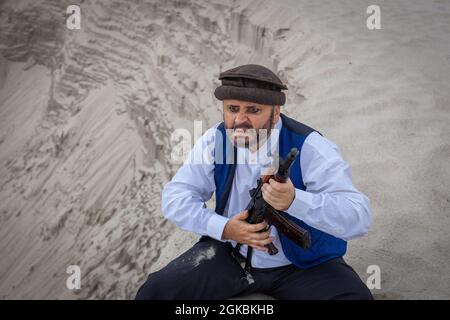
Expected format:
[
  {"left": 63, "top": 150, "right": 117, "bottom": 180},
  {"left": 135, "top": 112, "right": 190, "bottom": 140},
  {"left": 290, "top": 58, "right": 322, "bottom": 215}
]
[{"left": 135, "top": 64, "right": 373, "bottom": 300}]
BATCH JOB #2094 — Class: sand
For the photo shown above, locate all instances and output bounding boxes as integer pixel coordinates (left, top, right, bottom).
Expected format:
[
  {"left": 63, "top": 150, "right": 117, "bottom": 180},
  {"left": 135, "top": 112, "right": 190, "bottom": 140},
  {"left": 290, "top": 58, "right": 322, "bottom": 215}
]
[{"left": 0, "top": 0, "right": 449, "bottom": 299}]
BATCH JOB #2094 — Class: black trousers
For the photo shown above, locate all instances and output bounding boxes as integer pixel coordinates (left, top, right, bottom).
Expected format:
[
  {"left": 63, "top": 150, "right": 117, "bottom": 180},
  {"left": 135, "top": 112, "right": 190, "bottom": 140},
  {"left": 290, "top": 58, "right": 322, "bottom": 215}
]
[{"left": 135, "top": 237, "right": 373, "bottom": 300}]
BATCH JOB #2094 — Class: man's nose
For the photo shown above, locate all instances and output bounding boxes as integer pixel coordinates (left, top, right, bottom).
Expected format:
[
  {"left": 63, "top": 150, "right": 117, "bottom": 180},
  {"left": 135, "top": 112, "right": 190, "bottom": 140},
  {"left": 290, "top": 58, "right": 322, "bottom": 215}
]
[{"left": 234, "top": 111, "right": 249, "bottom": 125}]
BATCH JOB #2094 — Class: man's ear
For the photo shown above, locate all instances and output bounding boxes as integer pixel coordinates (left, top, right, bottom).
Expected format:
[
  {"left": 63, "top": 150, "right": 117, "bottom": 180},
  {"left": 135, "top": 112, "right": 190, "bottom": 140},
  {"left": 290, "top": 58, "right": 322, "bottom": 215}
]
[{"left": 273, "top": 105, "right": 281, "bottom": 124}]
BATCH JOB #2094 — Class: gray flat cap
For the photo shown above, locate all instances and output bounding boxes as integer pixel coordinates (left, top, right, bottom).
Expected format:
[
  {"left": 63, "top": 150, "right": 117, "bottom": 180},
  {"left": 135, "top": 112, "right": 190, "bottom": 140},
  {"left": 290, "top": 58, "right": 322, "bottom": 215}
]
[{"left": 214, "top": 64, "right": 288, "bottom": 105}]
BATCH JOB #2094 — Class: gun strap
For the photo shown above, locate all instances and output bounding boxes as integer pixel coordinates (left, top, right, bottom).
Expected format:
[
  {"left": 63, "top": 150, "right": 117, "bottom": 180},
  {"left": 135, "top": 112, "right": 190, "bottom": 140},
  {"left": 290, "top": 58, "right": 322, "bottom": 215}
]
[
  {"left": 244, "top": 246, "right": 253, "bottom": 272},
  {"left": 231, "top": 243, "right": 253, "bottom": 273}
]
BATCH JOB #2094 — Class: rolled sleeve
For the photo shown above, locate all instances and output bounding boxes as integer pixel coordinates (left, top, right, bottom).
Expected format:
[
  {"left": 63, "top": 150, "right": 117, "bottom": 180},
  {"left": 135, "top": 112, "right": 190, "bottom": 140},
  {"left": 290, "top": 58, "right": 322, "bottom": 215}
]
[
  {"left": 286, "top": 188, "right": 313, "bottom": 218},
  {"left": 206, "top": 214, "right": 230, "bottom": 242}
]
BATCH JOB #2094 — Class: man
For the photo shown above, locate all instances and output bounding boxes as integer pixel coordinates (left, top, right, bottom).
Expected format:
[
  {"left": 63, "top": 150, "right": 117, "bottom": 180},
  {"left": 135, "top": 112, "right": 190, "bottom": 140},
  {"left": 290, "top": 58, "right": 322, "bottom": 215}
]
[{"left": 135, "top": 64, "right": 373, "bottom": 300}]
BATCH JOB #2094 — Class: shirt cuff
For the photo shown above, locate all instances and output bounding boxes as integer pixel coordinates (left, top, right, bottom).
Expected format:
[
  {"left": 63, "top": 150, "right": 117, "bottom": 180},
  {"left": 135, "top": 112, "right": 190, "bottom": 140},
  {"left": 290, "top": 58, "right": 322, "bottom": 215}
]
[
  {"left": 285, "top": 188, "right": 314, "bottom": 220},
  {"left": 206, "top": 213, "right": 229, "bottom": 242}
]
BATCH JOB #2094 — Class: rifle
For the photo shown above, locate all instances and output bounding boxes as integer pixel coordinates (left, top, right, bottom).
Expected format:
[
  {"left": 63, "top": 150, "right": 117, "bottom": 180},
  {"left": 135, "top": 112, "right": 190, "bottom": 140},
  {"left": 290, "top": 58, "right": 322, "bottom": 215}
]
[{"left": 232, "top": 148, "right": 311, "bottom": 272}]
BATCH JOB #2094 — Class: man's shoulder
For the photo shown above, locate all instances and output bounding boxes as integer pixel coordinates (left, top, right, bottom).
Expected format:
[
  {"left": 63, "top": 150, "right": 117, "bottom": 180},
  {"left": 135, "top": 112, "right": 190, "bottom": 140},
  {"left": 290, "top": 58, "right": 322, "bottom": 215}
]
[
  {"left": 280, "top": 113, "right": 321, "bottom": 137},
  {"left": 280, "top": 114, "right": 340, "bottom": 157},
  {"left": 303, "top": 131, "right": 342, "bottom": 161}
]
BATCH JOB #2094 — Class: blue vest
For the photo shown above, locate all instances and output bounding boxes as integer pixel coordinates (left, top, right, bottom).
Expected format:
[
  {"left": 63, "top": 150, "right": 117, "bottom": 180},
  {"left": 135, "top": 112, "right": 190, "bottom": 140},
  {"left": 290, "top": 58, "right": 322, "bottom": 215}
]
[{"left": 210, "top": 113, "right": 347, "bottom": 269}]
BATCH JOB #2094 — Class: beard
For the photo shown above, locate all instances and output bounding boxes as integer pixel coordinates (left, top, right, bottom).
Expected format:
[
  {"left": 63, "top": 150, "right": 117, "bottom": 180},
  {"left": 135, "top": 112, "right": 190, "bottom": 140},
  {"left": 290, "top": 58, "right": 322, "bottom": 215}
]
[{"left": 224, "top": 108, "right": 275, "bottom": 149}]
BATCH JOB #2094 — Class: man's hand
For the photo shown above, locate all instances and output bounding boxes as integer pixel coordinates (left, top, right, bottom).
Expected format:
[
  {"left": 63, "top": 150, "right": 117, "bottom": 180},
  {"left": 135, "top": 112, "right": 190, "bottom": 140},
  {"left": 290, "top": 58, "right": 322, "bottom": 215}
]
[
  {"left": 221, "top": 210, "right": 273, "bottom": 252},
  {"left": 262, "top": 178, "right": 296, "bottom": 211}
]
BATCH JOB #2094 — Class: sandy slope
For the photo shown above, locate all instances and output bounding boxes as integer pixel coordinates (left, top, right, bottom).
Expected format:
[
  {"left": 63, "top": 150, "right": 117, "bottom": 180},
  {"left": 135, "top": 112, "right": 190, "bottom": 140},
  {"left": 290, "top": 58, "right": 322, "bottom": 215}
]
[{"left": 0, "top": 0, "right": 449, "bottom": 299}]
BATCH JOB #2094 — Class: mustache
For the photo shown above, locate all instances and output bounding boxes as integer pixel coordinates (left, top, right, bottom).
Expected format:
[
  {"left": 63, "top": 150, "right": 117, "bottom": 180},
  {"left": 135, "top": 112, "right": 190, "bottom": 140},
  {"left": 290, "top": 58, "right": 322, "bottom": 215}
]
[{"left": 233, "top": 123, "right": 253, "bottom": 130}]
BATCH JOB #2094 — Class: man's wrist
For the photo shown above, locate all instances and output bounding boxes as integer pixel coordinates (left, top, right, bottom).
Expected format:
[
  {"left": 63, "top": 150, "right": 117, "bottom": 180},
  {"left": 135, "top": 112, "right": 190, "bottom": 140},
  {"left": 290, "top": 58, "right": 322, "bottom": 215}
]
[
  {"left": 284, "top": 188, "right": 296, "bottom": 211},
  {"left": 206, "top": 213, "right": 229, "bottom": 242},
  {"left": 221, "top": 221, "right": 230, "bottom": 241},
  {"left": 286, "top": 189, "right": 313, "bottom": 218}
]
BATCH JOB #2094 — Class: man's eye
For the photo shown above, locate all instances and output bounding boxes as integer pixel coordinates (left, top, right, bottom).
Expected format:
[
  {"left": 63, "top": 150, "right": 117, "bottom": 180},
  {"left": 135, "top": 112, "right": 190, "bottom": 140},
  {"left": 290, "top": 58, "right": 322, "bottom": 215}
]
[
  {"left": 249, "top": 108, "right": 260, "bottom": 114},
  {"left": 229, "top": 106, "right": 239, "bottom": 112}
]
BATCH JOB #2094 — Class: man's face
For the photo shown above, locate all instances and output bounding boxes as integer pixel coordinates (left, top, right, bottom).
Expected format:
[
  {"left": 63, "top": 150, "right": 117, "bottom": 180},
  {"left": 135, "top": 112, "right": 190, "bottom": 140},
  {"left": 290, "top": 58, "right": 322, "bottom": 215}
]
[{"left": 223, "top": 99, "right": 280, "bottom": 149}]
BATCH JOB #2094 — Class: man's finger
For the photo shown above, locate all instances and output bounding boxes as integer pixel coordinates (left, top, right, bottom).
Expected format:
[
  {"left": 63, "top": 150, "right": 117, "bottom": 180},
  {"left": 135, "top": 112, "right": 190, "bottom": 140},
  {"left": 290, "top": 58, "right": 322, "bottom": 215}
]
[
  {"left": 258, "top": 237, "right": 274, "bottom": 246},
  {"left": 250, "top": 237, "right": 273, "bottom": 248},
  {"left": 249, "top": 231, "right": 271, "bottom": 241},
  {"left": 269, "top": 178, "right": 285, "bottom": 192},
  {"left": 249, "top": 240, "right": 272, "bottom": 251},
  {"left": 236, "top": 210, "right": 249, "bottom": 220},
  {"left": 249, "top": 221, "right": 268, "bottom": 232},
  {"left": 251, "top": 245, "right": 269, "bottom": 252},
  {"left": 262, "top": 189, "right": 278, "bottom": 205},
  {"left": 264, "top": 183, "right": 283, "bottom": 198}
]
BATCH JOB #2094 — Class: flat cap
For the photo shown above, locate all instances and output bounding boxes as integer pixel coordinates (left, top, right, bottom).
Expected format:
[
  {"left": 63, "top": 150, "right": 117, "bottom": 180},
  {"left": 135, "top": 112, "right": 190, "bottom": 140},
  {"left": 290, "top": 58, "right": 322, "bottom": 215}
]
[{"left": 214, "top": 64, "right": 288, "bottom": 105}]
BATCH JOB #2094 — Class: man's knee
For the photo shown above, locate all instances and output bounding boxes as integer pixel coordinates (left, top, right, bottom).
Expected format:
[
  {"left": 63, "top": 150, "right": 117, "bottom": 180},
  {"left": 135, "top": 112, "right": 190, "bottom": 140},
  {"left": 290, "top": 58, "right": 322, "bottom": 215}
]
[
  {"left": 330, "top": 260, "right": 374, "bottom": 300},
  {"left": 272, "top": 258, "right": 374, "bottom": 300},
  {"left": 135, "top": 271, "right": 165, "bottom": 300},
  {"left": 354, "top": 287, "right": 374, "bottom": 300},
  {"left": 135, "top": 267, "right": 194, "bottom": 300},
  {"left": 334, "top": 284, "right": 373, "bottom": 300},
  {"left": 134, "top": 240, "right": 237, "bottom": 300}
]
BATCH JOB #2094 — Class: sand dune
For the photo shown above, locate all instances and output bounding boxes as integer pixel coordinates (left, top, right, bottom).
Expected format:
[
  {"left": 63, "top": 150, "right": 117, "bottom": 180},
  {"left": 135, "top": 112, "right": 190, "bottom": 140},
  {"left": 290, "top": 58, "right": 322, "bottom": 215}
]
[{"left": 0, "top": 0, "right": 449, "bottom": 299}]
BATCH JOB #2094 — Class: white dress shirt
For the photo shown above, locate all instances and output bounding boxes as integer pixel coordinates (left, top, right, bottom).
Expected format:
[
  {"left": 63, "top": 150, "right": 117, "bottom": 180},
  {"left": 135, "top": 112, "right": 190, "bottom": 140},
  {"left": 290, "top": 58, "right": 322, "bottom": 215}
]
[{"left": 162, "top": 116, "right": 371, "bottom": 268}]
